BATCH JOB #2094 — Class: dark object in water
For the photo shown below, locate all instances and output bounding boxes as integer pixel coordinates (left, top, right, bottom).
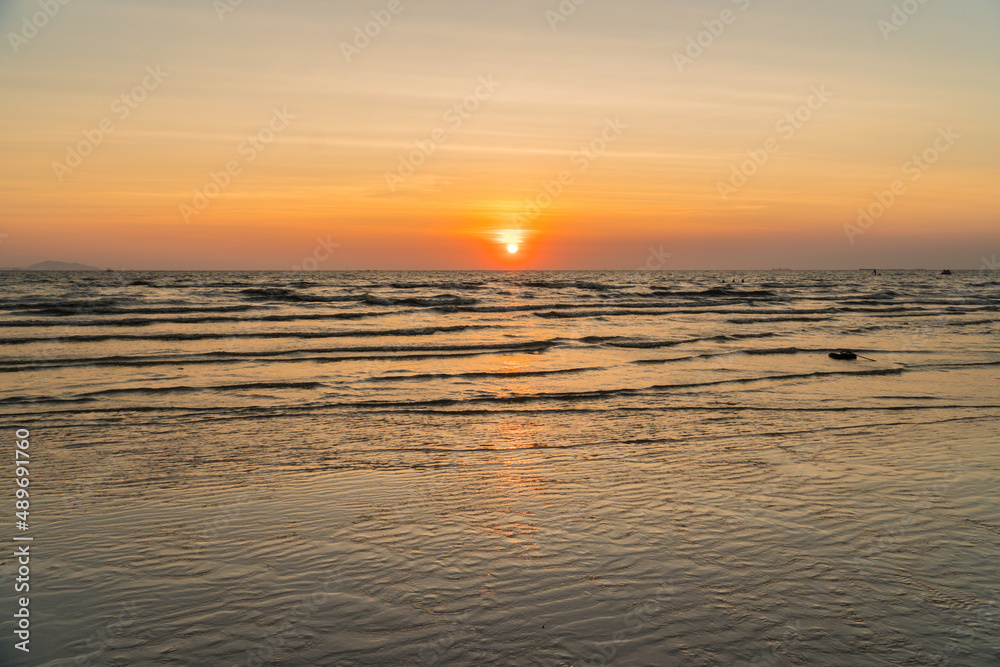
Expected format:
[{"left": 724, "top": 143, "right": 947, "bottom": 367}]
[
  {"left": 828, "top": 350, "right": 877, "bottom": 361},
  {"left": 941, "top": 269, "right": 952, "bottom": 275}
]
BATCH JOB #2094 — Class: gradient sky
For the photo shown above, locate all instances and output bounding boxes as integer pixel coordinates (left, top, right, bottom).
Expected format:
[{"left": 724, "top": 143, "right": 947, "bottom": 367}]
[{"left": 1, "top": 0, "right": 997, "bottom": 269}]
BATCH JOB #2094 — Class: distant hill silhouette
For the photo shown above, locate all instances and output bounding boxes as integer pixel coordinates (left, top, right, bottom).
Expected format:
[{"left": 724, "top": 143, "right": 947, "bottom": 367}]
[{"left": 27, "top": 260, "right": 100, "bottom": 271}]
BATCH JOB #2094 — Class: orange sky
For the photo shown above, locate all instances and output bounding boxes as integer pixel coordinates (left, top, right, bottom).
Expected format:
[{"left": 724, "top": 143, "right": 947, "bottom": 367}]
[{"left": 1, "top": 0, "right": 998, "bottom": 269}]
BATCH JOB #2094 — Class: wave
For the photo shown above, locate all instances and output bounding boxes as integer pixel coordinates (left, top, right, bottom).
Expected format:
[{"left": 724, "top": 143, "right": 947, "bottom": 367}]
[
  {"left": 0, "top": 297, "right": 123, "bottom": 314},
  {"left": 0, "top": 310, "right": 397, "bottom": 328},
  {"left": 947, "top": 318, "right": 998, "bottom": 327},
  {"left": 335, "top": 367, "right": 912, "bottom": 410},
  {"left": 387, "top": 282, "right": 484, "bottom": 290},
  {"left": 238, "top": 287, "right": 480, "bottom": 307},
  {"left": 674, "top": 287, "right": 778, "bottom": 298},
  {"left": 631, "top": 354, "right": 718, "bottom": 365},
  {"left": 0, "top": 381, "right": 327, "bottom": 405},
  {"left": 6, "top": 303, "right": 260, "bottom": 317},
  {"left": 368, "top": 366, "right": 601, "bottom": 382},
  {"left": 834, "top": 306, "right": 928, "bottom": 313},
  {"left": 533, "top": 307, "right": 836, "bottom": 319},
  {"left": 82, "top": 381, "right": 325, "bottom": 397},
  {"left": 872, "top": 309, "right": 996, "bottom": 319},
  {"left": 0, "top": 325, "right": 490, "bottom": 345},
  {"left": 362, "top": 294, "right": 479, "bottom": 307},
  {"left": 517, "top": 280, "right": 612, "bottom": 291},
  {"left": 238, "top": 287, "right": 358, "bottom": 303},
  {"left": 5, "top": 401, "right": 997, "bottom": 424},
  {"left": 578, "top": 332, "right": 778, "bottom": 349},
  {"left": 0, "top": 340, "right": 559, "bottom": 373},
  {"left": 726, "top": 316, "right": 830, "bottom": 324}
]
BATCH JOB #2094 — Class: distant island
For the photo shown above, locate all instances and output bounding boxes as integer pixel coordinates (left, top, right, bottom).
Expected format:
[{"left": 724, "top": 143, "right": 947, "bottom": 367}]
[{"left": 26, "top": 260, "right": 101, "bottom": 271}]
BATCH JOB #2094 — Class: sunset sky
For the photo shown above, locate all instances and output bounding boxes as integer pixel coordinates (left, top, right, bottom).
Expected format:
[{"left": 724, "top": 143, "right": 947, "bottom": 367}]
[{"left": 1, "top": 0, "right": 997, "bottom": 270}]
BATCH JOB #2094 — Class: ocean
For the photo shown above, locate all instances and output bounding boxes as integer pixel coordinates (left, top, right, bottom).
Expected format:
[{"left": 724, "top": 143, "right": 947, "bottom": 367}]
[{"left": 1, "top": 269, "right": 998, "bottom": 665}]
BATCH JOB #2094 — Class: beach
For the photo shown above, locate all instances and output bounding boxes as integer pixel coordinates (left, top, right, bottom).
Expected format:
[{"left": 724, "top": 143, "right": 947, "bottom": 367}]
[{"left": 1, "top": 269, "right": 998, "bottom": 665}]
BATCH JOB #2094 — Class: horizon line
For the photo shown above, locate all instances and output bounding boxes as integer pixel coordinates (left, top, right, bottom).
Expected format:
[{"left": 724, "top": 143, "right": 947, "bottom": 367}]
[{"left": 0, "top": 267, "right": 976, "bottom": 273}]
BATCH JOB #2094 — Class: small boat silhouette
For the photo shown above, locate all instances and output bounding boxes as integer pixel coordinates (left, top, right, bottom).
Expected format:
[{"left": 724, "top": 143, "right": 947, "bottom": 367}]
[{"left": 941, "top": 269, "right": 952, "bottom": 275}]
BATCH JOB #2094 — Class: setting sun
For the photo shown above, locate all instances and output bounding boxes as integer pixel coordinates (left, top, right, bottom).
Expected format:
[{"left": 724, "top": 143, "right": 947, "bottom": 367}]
[{"left": 507, "top": 244, "right": 519, "bottom": 254}]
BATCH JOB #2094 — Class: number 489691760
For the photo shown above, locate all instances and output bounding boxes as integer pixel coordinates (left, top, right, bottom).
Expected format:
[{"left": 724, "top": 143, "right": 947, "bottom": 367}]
[{"left": 15, "top": 430, "right": 30, "bottom": 524}]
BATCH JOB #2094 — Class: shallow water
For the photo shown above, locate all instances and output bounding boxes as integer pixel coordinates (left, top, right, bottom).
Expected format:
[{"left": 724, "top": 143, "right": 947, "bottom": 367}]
[{"left": 1, "top": 270, "right": 998, "bottom": 665}]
